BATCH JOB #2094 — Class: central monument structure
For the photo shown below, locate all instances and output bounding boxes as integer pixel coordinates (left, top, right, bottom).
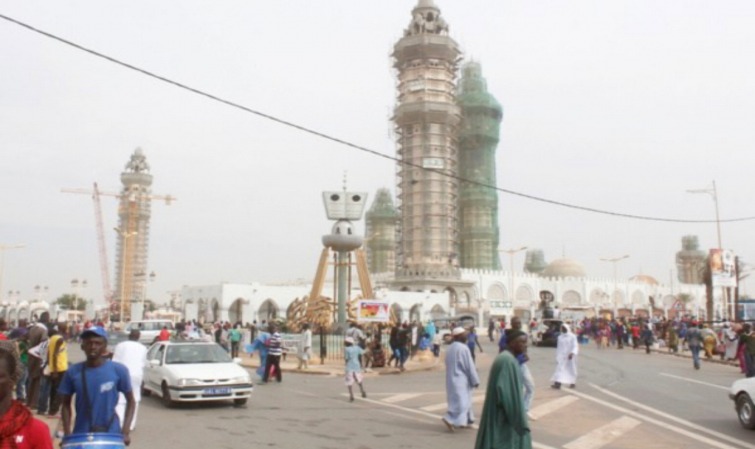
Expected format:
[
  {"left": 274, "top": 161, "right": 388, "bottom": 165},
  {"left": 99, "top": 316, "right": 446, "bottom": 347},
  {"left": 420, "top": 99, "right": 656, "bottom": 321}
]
[{"left": 391, "top": 0, "right": 474, "bottom": 301}]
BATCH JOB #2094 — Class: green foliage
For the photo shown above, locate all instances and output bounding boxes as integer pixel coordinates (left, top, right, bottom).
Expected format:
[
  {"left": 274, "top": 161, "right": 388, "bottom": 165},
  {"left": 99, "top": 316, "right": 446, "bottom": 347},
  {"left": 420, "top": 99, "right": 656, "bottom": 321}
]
[{"left": 55, "top": 294, "right": 86, "bottom": 311}]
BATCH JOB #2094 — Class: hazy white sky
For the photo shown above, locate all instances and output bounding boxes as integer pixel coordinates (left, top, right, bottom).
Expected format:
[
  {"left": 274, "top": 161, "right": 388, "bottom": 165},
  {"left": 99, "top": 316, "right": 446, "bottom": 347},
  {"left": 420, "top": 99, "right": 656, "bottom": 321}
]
[{"left": 2, "top": 1, "right": 754, "bottom": 305}]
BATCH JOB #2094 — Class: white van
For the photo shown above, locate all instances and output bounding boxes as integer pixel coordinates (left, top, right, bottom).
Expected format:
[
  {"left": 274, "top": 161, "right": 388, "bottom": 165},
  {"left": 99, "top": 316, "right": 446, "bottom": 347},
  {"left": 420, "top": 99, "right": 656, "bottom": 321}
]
[{"left": 124, "top": 320, "right": 174, "bottom": 345}]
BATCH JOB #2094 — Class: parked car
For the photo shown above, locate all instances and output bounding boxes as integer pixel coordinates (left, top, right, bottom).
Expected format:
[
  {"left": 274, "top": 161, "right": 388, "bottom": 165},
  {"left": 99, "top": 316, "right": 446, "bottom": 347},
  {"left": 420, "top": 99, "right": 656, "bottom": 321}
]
[
  {"left": 730, "top": 377, "right": 755, "bottom": 429},
  {"left": 123, "top": 319, "right": 175, "bottom": 345},
  {"left": 142, "top": 340, "right": 253, "bottom": 407},
  {"left": 530, "top": 319, "right": 564, "bottom": 347}
]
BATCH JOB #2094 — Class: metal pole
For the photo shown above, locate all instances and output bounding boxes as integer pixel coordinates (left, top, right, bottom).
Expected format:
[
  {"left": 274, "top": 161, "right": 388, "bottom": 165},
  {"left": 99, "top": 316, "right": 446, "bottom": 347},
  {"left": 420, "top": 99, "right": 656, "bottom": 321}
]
[{"left": 337, "top": 251, "right": 348, "bottom": 325}]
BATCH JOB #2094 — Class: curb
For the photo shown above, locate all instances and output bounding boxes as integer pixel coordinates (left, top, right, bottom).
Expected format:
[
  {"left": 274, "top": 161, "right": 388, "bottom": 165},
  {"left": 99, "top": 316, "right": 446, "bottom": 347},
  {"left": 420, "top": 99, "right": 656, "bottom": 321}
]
[
  {"left": 649, "top": 347, "right": 739, "bottom": 367},
  {"left": 241, "top": 358, "right": 442, "bottom": 377}
]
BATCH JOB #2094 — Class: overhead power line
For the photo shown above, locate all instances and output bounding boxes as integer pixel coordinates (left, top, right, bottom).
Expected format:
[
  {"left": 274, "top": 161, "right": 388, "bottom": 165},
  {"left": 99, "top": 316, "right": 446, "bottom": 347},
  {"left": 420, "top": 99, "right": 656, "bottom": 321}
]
[{"left": 2, "top": 12, "right": 754, "bottom": 224}]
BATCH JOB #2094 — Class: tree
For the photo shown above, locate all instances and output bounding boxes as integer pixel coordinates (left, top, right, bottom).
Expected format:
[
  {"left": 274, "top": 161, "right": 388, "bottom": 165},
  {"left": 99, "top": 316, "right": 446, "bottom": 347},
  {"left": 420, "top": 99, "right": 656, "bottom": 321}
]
[{"left": 55, "top": 294, "right": 86, "bottom": 311}]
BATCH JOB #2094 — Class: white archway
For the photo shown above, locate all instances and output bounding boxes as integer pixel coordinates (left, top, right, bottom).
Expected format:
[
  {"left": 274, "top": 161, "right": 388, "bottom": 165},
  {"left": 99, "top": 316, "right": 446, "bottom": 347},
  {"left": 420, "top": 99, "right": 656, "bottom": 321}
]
[{"left": 258, "top": 299, "right": 279, "bottom": 322}]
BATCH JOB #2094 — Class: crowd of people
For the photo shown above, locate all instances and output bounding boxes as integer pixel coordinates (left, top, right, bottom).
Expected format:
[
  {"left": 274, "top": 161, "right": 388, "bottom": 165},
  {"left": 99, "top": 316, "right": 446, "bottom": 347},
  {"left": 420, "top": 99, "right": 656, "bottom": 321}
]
[{"left": 0, "top": 312, "right": 138, "bottom": 448}]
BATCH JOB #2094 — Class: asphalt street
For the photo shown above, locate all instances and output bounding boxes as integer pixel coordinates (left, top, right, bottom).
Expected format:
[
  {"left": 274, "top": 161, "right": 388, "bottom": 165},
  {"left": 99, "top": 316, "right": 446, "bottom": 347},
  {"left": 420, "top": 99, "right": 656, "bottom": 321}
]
[{"left": 61, "top": 338, "right": 753, "bottom": 449}]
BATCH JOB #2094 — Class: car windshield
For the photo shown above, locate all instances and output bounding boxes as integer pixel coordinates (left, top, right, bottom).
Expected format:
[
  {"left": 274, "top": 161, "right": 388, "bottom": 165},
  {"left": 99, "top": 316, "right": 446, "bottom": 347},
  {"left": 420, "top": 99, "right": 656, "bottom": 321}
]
[{"left": 165, "top": 344, "right": 232, "bottom": 364}]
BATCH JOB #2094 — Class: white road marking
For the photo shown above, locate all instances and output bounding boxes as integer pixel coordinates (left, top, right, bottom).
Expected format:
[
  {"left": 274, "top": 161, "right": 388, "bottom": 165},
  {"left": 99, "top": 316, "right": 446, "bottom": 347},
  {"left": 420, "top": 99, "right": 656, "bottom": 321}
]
[
  {"left": 563, "top": 416, "right": 641, "bottom": 449},
  {"left": 342, "top": 393, "right": 566, "bottom": 448},
  {"left": 420, "top": 394, "right": 484, "bottom": 412},
  {"left": 383, "top": 393, "right": 423, "bottom": 403},
  {"left": 528, "top": 395, "right": 579, "bottom": 420},
  {"left": 659, "top": 372, "right": 729, "bottom": 391},
  {"left": 567, "top": 385, "right": 755, "bottom": 449},
  {"left": 347, "top": 394, "right": 479, "bottom": 429}
]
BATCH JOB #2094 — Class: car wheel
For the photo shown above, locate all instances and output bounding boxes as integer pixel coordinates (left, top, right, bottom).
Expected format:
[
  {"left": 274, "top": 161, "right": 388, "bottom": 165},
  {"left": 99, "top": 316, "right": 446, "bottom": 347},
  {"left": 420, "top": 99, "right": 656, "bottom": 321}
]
[
  {"left": 141, "top": 382, "right": 151, "bottom": 397},
  {"left": 233, "top": 398, "right": 248, "bottom": 407},
  {"left": 737, "top": 393, "right": 755, "bottom": 429},
  {"left": 161, "top": 382, "right": 174, "bottom": 408}
]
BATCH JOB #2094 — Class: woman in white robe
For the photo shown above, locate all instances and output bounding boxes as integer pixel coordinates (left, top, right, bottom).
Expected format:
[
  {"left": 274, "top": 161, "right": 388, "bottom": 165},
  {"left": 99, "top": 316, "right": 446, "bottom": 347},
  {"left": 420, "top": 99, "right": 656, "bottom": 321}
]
[
  {"left": 551, "top": 323, "right": 579, "bottom": 389},
  {"left": 723, "top": 323, "right": 739, "bottom": 360}
]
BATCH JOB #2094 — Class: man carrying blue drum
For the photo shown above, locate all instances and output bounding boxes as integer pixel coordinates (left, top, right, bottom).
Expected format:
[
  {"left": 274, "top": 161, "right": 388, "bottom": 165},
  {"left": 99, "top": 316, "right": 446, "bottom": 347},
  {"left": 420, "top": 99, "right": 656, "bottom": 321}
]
[{"left": 58, "top": 326, "right": 136, "bottom": 446}]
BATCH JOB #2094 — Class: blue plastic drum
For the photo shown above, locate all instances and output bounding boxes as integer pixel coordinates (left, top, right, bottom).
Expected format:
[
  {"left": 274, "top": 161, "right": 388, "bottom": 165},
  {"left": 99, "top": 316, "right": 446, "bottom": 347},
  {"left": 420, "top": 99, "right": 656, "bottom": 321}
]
[{"left": 61, "top": 433, "right": 125, "bottom": 449}]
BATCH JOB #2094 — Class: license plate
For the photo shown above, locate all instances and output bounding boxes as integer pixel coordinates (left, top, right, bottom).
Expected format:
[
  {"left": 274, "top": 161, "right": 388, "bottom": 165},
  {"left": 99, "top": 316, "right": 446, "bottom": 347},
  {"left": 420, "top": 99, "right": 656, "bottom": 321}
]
[{"left": 203, "top": 387, "right": 231, "bottom": 396}]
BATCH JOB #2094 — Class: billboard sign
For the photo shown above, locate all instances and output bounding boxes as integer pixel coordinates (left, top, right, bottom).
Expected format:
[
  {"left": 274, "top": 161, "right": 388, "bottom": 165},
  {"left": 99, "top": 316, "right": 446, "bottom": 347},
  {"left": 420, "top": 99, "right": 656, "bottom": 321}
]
[
  {"left": 356, "top": 300, "right": 390, "bottom": 323},
  {"left": 710, "top": 249, "right": 737, "bottom": 288}
]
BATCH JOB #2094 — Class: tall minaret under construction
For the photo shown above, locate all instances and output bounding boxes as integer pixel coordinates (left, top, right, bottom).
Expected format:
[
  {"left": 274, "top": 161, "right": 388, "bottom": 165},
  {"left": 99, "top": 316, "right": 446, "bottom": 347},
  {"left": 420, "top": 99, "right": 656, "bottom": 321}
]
[
  {"left": 114, "top": 148, "right": 153, "bottom": 320},
  {"left": 392, "top": 0, "right": 464, "bottom": 291},
  {"left": 457, "top": 62, "right": 502, "bottom": 270}
]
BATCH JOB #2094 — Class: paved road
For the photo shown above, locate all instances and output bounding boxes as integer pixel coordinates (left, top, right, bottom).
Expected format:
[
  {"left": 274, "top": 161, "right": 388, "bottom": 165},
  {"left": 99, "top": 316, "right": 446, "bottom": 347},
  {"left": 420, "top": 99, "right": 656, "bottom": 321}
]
[{"left": 61, "top": 338, "right": 753, "bottom": 449}]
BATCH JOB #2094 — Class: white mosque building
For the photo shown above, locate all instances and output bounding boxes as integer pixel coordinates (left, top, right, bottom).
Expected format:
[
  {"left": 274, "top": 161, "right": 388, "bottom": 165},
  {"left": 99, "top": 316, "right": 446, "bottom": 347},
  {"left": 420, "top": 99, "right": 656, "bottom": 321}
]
[{"left": 176, "top": 256, "right": 707, "bottom": 326}]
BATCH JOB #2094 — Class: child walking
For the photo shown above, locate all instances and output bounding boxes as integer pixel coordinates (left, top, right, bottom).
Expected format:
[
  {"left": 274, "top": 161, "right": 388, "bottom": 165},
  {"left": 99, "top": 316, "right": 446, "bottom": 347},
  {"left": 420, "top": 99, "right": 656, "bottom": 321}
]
[{"left": 344, "top": 337, "right": 367, "bottom": 402}]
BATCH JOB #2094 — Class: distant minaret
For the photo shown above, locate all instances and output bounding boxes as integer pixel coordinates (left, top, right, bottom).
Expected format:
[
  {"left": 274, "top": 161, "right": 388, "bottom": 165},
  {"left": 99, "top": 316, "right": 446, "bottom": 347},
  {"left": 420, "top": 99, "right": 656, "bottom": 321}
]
[
  {"left": 365, "top": 188, "right": 397, "bottom": 274},
  {"left": 393, "top": 0, "right": 462, "bottom": 289},
  {"left": 457, "top": 61, "right": 502, "bottom": 270},
  {"left": 114, "top": 148, "right": 153, "bottom": 320}
]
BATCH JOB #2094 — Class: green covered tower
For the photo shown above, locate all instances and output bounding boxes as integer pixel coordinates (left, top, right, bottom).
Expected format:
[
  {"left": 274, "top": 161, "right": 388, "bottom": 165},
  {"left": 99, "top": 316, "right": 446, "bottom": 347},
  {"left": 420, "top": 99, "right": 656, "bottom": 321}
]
[
  {"left": 365, "top": 188, "right": 398, "bottom": 274},
  {"left": 457, "top": 62, "right": 502, "bottom": 270}
]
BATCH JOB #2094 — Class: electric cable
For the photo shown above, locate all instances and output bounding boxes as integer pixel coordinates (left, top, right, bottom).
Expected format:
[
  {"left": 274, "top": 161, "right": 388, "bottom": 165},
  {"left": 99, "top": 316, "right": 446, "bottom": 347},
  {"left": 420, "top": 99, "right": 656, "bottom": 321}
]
[{"left": 2, "top": 12, "right": 753, "bottom": 224}]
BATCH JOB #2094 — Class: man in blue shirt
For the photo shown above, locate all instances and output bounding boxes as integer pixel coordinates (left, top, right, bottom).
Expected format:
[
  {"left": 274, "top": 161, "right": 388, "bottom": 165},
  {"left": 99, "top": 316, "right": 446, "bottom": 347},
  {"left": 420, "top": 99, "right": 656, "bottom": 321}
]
[{"left": 59, "top": 326, "right": 135, "bottom": 445}]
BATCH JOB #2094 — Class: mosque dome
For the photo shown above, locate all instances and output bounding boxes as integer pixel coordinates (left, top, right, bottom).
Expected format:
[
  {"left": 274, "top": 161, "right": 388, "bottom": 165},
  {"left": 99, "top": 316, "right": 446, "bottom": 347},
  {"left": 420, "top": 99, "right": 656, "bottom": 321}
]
[
  {"left": 629, "top": 274, "right": 659, "bottom": 285},
  {"left": 540, "top": 258, "right": 587, "bottom": 278}
]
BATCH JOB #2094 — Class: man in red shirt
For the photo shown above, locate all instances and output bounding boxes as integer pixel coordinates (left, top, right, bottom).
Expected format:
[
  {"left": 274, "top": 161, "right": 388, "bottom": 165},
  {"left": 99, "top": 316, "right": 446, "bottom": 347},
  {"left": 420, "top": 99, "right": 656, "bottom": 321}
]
[
  {"left": 158, "top": 326, "right": 171, "bottom": 341},
  {"left": 631, "top": 322, "right": 641, "bottom": 349},
  {"left": 0, "top": 344, "right": 53, "bottom": 449}
]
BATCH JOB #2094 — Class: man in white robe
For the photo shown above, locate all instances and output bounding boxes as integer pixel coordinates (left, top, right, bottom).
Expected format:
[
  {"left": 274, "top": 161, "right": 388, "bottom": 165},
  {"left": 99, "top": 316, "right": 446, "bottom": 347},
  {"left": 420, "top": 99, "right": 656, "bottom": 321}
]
[
  {"left": 550, "top": 323, "right": 578, "bottom": 389},
  {"left": 113, "top": 330, "right": 148, "bottom": 430},
  {"left": 442, "top": 327, "right": 480, "bottom": 432}
]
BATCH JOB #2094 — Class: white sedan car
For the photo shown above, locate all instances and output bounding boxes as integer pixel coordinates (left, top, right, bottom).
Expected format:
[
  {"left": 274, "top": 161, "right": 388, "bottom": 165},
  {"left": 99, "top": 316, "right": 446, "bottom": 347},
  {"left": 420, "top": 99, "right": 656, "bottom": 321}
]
[
  {"left": 143, "top": 341, "right": 253, "bottom": 407},
  {"left": 729, "top": 377, "right": 755, "bottom": 429}
]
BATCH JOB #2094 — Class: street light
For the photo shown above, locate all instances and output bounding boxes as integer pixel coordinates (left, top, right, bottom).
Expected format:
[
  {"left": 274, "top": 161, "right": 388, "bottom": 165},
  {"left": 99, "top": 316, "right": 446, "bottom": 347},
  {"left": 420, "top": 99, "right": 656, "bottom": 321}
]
[
  {"left": 500, "top": 246, "right": 528, "bottom": 310},
  {"left": 600, "top": 255, "right": 629, "bottom": 316},
  {"left": 0, "top": 244, "right": 25, "bottom": 303},
  {"left": 71, "top": 278, "right": 87, "bottom": 316},
  {"left": 687, "top": 180, "right": 728, "bottom": 318},
  {"left": 114, "top": 227, "right": 138, "bottom": 323}
]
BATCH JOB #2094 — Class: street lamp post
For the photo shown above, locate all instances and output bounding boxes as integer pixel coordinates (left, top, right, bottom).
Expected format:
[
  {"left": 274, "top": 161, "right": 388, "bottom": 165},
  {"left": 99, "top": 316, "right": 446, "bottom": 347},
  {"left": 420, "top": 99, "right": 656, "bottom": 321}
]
[
  {"left": 71, "top": 278, "right": 87, "bottom": 319},
  {"left": 600, "top": 255, "right": 630, "bottom": 318},
  {"left": 0, "top": 244, "right": 25, "bottom": 303},
  {"left": 114, "top": 227, "right": 138, "bottom": 323},
  {"left": 500, "top": 247, "right": 528, "bottom": 315},
  {"left": 687, "top": 180, "right": 729, "bottom": 318}
]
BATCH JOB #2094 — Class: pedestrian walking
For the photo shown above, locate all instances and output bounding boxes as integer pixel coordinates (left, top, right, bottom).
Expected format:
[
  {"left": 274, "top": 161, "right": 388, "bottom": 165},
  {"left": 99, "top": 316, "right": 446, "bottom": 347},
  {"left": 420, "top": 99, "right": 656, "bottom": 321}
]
[
  {"left": 297, "top": 324, "right": 312, "bottom": 370},
  {"left": 229, "top": 324, "right": 242, "bottom": 358},
  {"left": 550, "top": 324, "right": 578, "bottom": 389},
  {"left": 685, "top": 322, "right": 703, "bottom": 370},
  {"left": 37, "top": 324, "right": 68, "bottom": 418},
  {"left": 466, "top": 327, "right": 483, "bottom": 362},
  {"left": 344, "top": 337, "right": 367, "bottom": 402},
  {"left": 25, "top": 313, "right": 49, "bottom": 409},
  {"left": 263, "top": 325, "right": 282, "bottom": 383},
  {"left": 112, "top": 330, "right": 148, "bottom": 431},
  {"left": 641, "top": 324, "right": 654, "bottom": 354},
  {"left": 498, "top": 317, "right": 535, "bottom": 416},
  {"left": 474, "top": 330, "right": 532, "bottom": 449},
  {"left": 441, "top": 327, "right": 480, "bottom": 432}
]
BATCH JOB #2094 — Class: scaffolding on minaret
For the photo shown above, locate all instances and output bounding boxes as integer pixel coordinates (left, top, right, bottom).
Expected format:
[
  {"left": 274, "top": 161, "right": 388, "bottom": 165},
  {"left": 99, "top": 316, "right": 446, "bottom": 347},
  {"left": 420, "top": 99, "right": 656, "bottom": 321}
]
[{"left": 113, "top": 148, "right": 175, "bottom": 322}]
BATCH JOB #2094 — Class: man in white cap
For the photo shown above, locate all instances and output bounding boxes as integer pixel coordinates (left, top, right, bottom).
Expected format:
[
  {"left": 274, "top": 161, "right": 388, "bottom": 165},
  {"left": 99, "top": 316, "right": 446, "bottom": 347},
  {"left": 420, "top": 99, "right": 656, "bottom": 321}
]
[{"left": 442, "top": 327, "right": 480, "bottom": 432}]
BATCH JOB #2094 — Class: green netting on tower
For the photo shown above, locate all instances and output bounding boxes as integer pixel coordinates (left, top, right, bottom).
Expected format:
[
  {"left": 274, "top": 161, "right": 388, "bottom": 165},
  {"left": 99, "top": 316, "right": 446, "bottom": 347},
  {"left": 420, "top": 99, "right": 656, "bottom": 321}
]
[{"left": 457, "top": 62, "right": 503, "bottom": 270}]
